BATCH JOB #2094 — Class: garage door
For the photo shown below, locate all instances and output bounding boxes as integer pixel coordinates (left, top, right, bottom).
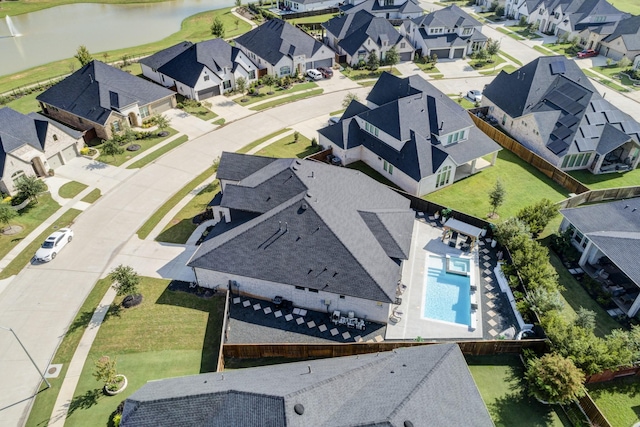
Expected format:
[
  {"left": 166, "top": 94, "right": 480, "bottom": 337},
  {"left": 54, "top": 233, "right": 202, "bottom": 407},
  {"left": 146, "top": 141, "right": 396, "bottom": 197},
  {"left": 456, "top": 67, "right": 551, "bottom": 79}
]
[
  {"left": 152, "top": 98, "right": 174, "bottom": 113},
  {"left": 313, "top": 58, "right": 333, "bottom": 68},
  {"left": 430, "top": 49, "right": 450, "bottom": 59},
  {"left": 453, "top": 48, "right": 465, "bottom": 58},
  {"left": 400, "top": 51, "right": 412, "bottom": 61},
  {"left": 47, "top": 153, "right": 63, "bottom": 169},
  {"left": 197, "top": 86, "right": 221, "bottom": 100},
  {"left": 61, "top": 145, "right": 77, "bottom": 162}
]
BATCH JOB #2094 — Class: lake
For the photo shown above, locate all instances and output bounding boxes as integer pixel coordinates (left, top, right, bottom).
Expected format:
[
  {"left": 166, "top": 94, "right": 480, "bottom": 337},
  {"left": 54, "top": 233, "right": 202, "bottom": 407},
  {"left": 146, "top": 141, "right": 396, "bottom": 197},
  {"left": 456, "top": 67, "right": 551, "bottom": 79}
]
[{"left": 0, "top": 0, "right": 234, "bottom": 77}]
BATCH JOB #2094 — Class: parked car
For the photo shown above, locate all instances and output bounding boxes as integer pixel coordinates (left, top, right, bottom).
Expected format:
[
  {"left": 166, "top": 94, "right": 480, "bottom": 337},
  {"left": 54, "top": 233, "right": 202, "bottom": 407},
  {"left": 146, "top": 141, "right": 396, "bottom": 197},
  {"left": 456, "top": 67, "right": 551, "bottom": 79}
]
[
  {"left": 34, "top": 228, "right": 74, "bottom": 262},
  {"left": 328, "top": 116, "right": 340, "bottom": 125},
  {"left": 467, "top": 89, "right": 482, "bottom": 102},
  {"left": 317, "top": 66, "right": 333, "bottom": 78},
  {"left": 306, "top": 69, "right": 323, "bottom": 80},
  {"left": 577, "top": 49, "right": 598, "bottom": 58}
]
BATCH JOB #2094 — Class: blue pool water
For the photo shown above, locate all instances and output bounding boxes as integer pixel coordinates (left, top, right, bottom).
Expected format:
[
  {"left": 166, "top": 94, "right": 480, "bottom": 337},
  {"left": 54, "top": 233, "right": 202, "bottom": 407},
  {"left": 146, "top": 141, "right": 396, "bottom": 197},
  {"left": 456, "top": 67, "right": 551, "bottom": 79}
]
[
  {"left": 448, "top": 256, "right": 470, "bottom": 274},
  {"left": 423, "top": 256, "right": 471, "bottom": 326}
]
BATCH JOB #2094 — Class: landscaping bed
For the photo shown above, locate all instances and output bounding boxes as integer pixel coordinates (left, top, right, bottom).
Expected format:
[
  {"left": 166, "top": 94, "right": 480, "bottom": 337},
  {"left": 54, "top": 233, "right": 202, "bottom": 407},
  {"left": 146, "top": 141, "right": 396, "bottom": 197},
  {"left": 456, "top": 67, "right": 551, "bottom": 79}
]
[{"left": 96, "top": 127, "right": 178, "bottom": 166}]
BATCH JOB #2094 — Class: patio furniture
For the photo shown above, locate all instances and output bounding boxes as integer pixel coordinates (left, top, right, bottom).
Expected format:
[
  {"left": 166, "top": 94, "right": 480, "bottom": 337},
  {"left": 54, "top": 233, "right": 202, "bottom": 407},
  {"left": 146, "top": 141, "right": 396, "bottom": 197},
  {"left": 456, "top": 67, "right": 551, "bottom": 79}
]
[
  {"left": 331, "top": 310, "right": 341, "bottom": 324},
  {"left": 346, "top": 318, "right": 357, "bottom": 328},
  {"left": 356, "top": 319, "right": 366, "bottom": 330}
]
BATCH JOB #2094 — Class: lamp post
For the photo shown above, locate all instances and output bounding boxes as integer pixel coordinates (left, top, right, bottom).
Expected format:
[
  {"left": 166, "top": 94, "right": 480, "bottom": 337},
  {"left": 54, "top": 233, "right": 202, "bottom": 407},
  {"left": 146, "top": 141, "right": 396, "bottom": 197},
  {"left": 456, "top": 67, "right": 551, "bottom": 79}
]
[{"left": 0, "top": 326, "right": 51, "bottom": 389}]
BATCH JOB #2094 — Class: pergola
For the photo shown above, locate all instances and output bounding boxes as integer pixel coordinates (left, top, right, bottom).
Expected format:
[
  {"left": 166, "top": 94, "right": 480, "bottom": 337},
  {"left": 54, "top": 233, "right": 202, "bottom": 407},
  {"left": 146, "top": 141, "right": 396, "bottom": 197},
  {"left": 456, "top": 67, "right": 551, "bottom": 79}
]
[{"left": 441, "top": 218, "right": 483, "bottom": 249}]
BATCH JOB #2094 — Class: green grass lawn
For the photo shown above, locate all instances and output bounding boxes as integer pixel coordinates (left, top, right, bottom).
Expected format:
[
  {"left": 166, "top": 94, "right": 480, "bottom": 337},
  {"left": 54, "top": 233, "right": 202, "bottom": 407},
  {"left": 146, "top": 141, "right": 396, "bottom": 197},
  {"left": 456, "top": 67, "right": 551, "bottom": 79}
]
[
  {"left": 341, "top": 67, "right": 401, "bottom": 80},
  {"left": 126, "top": 135, "right": 189, "bottom": 169},
  {"left": 58, "top": 181, "right": 88, "bottom": 199},
  {"left": 290, "top": 12, "right": 338, "bottom": 23},
  {"left": 62, "top": 278, "right": 225, "bottom": 427},
  {"left": 581, "top": 69, "right": 630, "bottom": 92},
  {"left": 0, "top": 207, "right": 81, "bottom": 279},
  {"left": 496, "top": 26, "right": 526, "bottom": 40},
  {"left": 588, "top": 376, "right": 640, "bottom": 427},
  {"left": 507, "top": 25, "right": 542, "bottom": 39},
  {"left": 1, "top": 8, "right": 250, "bottom": 93},
  {"left": 414, "top": 61, "right": 442, "bottom": 74},
  {"left": 466, "top": 354, "right": 570, "bottom": 426},
  {"left": 345, "top": 161, "right": 400, "bottom": 189},
  {"left": 480, "top": 65, "right": 517, "bottom": 76},
  {"left": 235, "top": 82, "right": 319, "bottom": 106},
  {"left": 425, "top": 150, "right": 570, "bottom": 223},
  {"left": 448, "top": 95, "right": 477, "bottom": 109},
  {"left": 81, "top": 189, "right": 102, "bottom": 204},
  {"left": 137, "top": 165, "right": 217, "bottom": 239},
  {"left": 3, "top": 89, "right": 43, "bottom": 114},
  {"left": 254, "top": 133, "right": 321, "bottom": 158},
  {"left": 533, "top": 45, "right": 554, "bottom": 55},
  {"left": 96, "top": 128, "right": 178, "bottom": 166},
  {"left": 592, "top": 65, "right": 639, "bottom": 89},
  {"left": 249, "top": 89, "right": 324, "bottom": 111},
  {"left": 176, "top": 97, "right": 218, "bottom": 121},
  {"left": 543, "top": 43, "right": 580, "bottom": 58},
  {"left": 568, "top": 168, "right": 640, "bottom": 190},
  {"left": 499, "top": 51, "right": 523, "bottom": 66},
  {"left": 609, "top": 0, "right": 640, "bottom": 15},
  {"left": 469, "top": 55, "right": 506, "bottom": 71},
  {"left": 156, "top": 180, "right": 220, "bottom": 244},
  {"left": 236, "top": 128, "right": 291, "bottom": 154}
]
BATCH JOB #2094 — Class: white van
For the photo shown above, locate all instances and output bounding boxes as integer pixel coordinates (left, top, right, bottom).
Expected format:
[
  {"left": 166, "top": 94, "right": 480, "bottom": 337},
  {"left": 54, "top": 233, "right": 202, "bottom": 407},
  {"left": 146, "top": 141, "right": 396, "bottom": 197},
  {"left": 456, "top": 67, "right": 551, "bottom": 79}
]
[{"left": 306, "top": 69, "right": 322, "bottom": 80}]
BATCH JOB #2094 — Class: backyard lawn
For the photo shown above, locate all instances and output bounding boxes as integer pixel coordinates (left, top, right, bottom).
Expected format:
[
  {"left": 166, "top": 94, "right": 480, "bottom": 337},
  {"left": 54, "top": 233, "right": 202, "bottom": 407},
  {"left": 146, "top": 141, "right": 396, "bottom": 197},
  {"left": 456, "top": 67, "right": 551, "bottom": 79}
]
[
  {"left": 466, "top": 354, "right": 570, "bottom": 427},
  {"left": 569, "top": 168, "right": 640, "bottom": 190},
  {"left": 426, "top": 150, "right": 569, "bottom": 222},
  {"left": 254, "top": 133, "right": 321, "bottom": 159},
  {"left": 63, "top": 278, "right": 225, "bottom": 427},
  {"left": 588, "top": 376, "right": 640, "bottom": 427}
]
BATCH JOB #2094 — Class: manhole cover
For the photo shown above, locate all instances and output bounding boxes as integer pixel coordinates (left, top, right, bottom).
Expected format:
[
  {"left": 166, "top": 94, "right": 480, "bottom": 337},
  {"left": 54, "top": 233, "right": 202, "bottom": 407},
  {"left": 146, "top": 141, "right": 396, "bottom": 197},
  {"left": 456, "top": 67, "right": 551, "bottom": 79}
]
[{"left": 45, "top": 364, "right": 63, "bottom": 378}]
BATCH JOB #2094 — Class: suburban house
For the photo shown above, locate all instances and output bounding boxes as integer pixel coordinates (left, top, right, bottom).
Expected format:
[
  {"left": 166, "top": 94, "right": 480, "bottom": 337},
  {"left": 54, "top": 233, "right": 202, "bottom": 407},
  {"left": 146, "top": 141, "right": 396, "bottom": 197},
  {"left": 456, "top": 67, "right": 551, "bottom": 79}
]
[
  {"left": 513, "top": 0, "right": 629, "bottom": 37},
  {"left": 318, "top": 72, "right": 501, "bottom": 196},
  {"left": 577, "top": 15, "right": 640, "bottom": 62},
  {"left": 0, "top": 107, "right": 83, "bottom": 194},
  {"left": 139, "top": 39, "right": 259, "bottom": 100},
  {"left": 120, "top": 344, "right": 493, "bottom": 427},
  {"left": 233, "top": 19, "right": 334, "bottom": 77},
  {"left": 187, "top": 152, "right": 415, "bottom": 324},
  {"left": 37, "top": 60, "right": 176, "bottom": 141},
  {"left": 340, "top": 0, "right": 424, "bottom": 20},
  {"left": 482, "top": 56, "right": 640, "bottom": 174},
  {"left": 322, "top": 10, "right": 414, "bottom": 65},
  {"left": 560, "top": 198, "right": 640, "bottom": 317},
  {"left": 279, "top": 0, "right": 340, "bottom": 13},
  {"left": 399, "top": 5, "right": 488, "bottom": 59}
]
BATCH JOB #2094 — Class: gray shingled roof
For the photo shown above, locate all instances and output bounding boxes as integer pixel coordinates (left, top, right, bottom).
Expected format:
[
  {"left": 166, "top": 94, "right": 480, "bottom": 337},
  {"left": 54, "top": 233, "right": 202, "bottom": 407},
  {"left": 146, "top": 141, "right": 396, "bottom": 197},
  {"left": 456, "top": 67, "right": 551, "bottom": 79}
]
[
  {"left": 602, "top": 15, "right": 640, "bottom": 51},
  {"left": 139, "top": 41, "right": 193, "bottom": 70},
  {"left": 120, "top": 344, "right": 494, "bottom": 427},
  {"left": 323, "top": 11, "right": 404, "bottom": 56},
  {"left": 318, "top": 72, "right": 500, "bottom": 182},
  {"left": 189, "top": 154, "right": 414, "bottom": 303},
  {"left": 561, "top": 198, "right": 640, "bottom": 288},
  {"left": 234, "top": 19, "right": 328, "bottom": 66},
  {"left": 484, "top": 56, "right": 640, "bottom": 158},
  {"left": 411, "top": 4, "right": 481, "bottom": 29},
  {"left": 36, "top": 60, "right": 174, "bottom": 125},
  {"left": 341, "top": 0, "right": 423, "bottom": 15}
]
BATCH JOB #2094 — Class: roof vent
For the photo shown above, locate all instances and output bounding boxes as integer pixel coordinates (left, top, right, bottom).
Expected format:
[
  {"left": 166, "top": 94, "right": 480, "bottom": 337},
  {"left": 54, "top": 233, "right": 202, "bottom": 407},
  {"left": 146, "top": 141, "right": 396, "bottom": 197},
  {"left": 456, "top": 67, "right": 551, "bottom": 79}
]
[
  {"left": 301, "top": 202, "right": 308, "bottom": 210},
  {"left": 404, "top": 421, "right": 414, "bottom": 427},
  {"left": 295, "top": 159, "right": 302, "bottom": 165},
  {"left": 625, "top": 205, "right": 629, "bottom": 209},
  {"left": 306, "top": 192, "right": 313, "bottom": 199},
  {"left": 294, "top": 404, "right": 305, "bottom": 415},
  {"left": 292, "top": 165, "right": 299, "bottom": 171}
]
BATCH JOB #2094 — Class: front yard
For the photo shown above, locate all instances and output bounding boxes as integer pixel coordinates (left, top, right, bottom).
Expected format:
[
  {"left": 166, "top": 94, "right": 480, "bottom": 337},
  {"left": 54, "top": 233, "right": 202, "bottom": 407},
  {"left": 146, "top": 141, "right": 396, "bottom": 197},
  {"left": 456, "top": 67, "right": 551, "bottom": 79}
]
[
  {"left": 341, "top": 66, "right": 401, "bottom": 80},
  {"left": 234, "top": 82, "right": 319, "bottom": 106},
  {"left": 253, "top": 132, "right": 321, "bottom": 159},
  {"left": 95, "top": 128, "right": 178, "bottom": 166},
  {"left": 425, "top": 150, "right": 569, "bottom": 224}
]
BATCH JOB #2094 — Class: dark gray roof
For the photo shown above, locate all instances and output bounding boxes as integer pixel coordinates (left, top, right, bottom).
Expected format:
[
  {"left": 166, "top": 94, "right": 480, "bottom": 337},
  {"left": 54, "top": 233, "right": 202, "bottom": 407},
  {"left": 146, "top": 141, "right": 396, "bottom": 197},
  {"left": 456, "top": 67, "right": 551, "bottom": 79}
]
[
  {"left": 234, "top": 19, "right": 328, "bottom": 66},
  {"left": 189, "top": 154, "right": 414, "bottom": 303},
  {"left": 602, "top": 15, "right": 640, "bottom": 51},
  {"left": 484, "top": 56, "right": 640, "bottom": 158},
  {"left": 217, "top": 151, "right": 281, "bottom": 182},
  {"left": 561, "top": 198, "right": 640, "bottom": 287},
  {"left": 152, "top": 39, "right": 251, "bottom": 87},
  {"left": 319, "top": 72, "right": 500, "bottom": 181},
  {"left": 120, "top": 344, "right": 494, "bottom": 427},
  {"left": 560, "top": 0, "right": 628, "bottom": 31},
  {"left": 36, "top": 60, "right": 175, "bottom": 125},
  {"left": 139, "top": 41, "right": 193, "bottom": 70},
  {"left": 411, "top": 4, "right": 481, "bottom": 29},
  {"left": 323, "top": 11, "right": 405, "bottom": 56},
  {"left": 341, "top": 0, "right": 423, "bottom": 15}
]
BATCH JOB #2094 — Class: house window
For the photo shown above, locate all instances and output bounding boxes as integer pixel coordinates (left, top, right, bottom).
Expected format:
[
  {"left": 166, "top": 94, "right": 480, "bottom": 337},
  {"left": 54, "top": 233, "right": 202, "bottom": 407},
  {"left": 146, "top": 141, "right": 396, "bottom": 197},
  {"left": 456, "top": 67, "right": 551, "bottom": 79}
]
[
  {"left": 364, "top": 121, "right": 379, "bottom": 137},
  {"left": 384, "top": 0, "right": 393, "bottom": 5},
  {"left": 401, "top": 42, "right": 406, "bottom": 48},
  {"left": 11, "top": 170, "right": 25, "bottom": 187},
  {"left": 462, "top": 28, "right": 472, "bottom": 35},
  {"left": 223, "top": 80, "right": 232, "bottom": 89},
  {"left": 78, "top": 117, "right": 83, "bottom": 124},
  {"left": 249, "top": 70, "right": 256, "bottom": 79},
  {"left": 112, "top": 120, "right": 121, "bottom": 132},
  {"left": 308, "top": 288, "right": 319, "bottom": 293},
  {"left": 383, "top": 160, "right": 393, "bottom": 175},
  {"left": 52, "top": 134, "right": 58, "bottom": 141},
  {"left": 502, "top": 114, "right": 507, "bottom": 125},
  {"left": 280, "top": 65, "right": 291, "bottom": 76},
  {"left": 204, "top": 75, "right": 210, "bottom": 81},
  {"left": 295, "top": 285, "right": 305, "bottom": 290},
  {"left": 446, "top": 130, "right": 465, "bottom": 145},
  {"left": 140, "top": 106, "right": 150, "bottom": 119},
  {"left": 436, "top": 165, "right": 452, "bottom": 188},
  {"left": 594, "top": 16, "right": 605, "bottom": 23},
  {"left": 340, "top": 295, "right": 345, "bottom": 299}
]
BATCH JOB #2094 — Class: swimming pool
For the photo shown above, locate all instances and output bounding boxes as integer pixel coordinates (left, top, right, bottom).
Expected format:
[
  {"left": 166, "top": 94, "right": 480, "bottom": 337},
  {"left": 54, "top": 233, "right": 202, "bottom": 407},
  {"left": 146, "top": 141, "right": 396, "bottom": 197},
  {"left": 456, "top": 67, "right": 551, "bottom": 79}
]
[
  {"left": 423, "top": 255, "right": 471, "bottom": 326},
  {"left": 446, "top": 254, "right": 470, "bottom": 275}
]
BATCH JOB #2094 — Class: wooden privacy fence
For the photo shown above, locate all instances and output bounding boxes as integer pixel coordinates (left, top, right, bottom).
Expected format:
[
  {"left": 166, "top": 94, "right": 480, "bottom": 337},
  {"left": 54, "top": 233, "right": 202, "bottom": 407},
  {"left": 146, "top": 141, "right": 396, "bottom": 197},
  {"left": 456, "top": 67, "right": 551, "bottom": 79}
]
[
  {"left": 585, "top": 365, "right": 640, "bottom": 384},
  {"left": 469, "top": 114, "right": 590, "bottom": 195},
  {"left": 216, "top": 290, "right": 231, "bottom": 372},
  {"left": 578, "top": 393, "right": 613, "bottom": 427},
  {"left": 557, "top": 186, "right": 640, "bottom": 209},
  {"left": 222, "top": 339, "right": 548, "bottom": 360}
]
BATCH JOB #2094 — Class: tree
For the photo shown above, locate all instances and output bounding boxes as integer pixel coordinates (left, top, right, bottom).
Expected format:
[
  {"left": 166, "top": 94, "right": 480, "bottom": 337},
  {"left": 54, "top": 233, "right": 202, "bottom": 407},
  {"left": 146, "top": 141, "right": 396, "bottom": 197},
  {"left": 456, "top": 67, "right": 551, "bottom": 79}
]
[
  {"left": 495, "top": 5, "right": 505, "bottom": 16},
  {"left": 0, "top": 205, "right": 17, "bottom": 232},
  {"left": 385, "top": 46, "right": 399, "bottom": 72},
  {"left": 211, "top": 16, "right": 225, "bottom": 38},
  {"left": 110, "top": 264, "right": 140, "bottom": 297},
  {"left": 618, "top": 56, "right": 632, "bottom": 69},
  {"left": 574, "top": 307, "right": 596, "bottom": 331},
  {"left": 153, "top": 114, "right": 171, "bottom": 132},
  {"left": 262, "top": 74, "right": 276, "bottom": 94},
  {"left": 525, "top": 353, "right": 585, "bottom": 404},
  {"left": 235, "top": 0, "right": 241, "bottom": 6},
  {"left": 516, "top": 198, "right": 558, "bottom": 236},
  {"left": 293, "top": 131, "right": 300, "bottom": 143},
  {"left": 367, "top": 50, "right": 379, "bottom": 71},
  {"left": 101, "top": 139, "right": 124, "bottom": 161},
  {"left": 488, "top": 179, "right": 506, "bottom": 217},
  {"left": 486, "top": 38, "right": 501, "bottom": 62},
  {"left": 525, "top": 287, "right": 564, "bottom": 315},
  {"left": 430, "top": 53, "right": 438, "bottom": 64},
  {"left": 342, "top": 92, "right": 360, "bottom": 108},
  {"left": 15, "top": 175, "right": 47, "bottom": 205},
  {"left": 235, "top": 76, "right": 247, "bottom": 99},
  {"left": 75, "top": 45, "right": 93, "bottom": 67}
]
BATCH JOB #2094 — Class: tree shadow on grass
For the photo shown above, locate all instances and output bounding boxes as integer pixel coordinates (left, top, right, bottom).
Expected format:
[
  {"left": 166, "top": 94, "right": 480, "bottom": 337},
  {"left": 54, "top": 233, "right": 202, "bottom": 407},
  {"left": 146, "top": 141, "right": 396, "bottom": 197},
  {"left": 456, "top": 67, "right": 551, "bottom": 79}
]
[
  {"left": 588, "top": 375, "right": 640, "bottom": 398},
  {"left": 103, "top": 303, "right": 123, "bottom": 322},
  {"left": 489, "top": 391, "right": 561, "bottom": 427},
  {"left": 67, "top": 388, "right": 103, "bottom": 417}
]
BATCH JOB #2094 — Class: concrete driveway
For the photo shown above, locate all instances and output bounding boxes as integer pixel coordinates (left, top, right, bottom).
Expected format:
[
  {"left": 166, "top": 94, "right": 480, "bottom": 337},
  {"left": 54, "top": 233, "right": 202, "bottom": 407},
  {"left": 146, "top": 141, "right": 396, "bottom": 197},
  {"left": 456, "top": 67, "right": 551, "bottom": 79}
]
[{"left": 163, "top": 108, "right": 217, "bottom": 138}]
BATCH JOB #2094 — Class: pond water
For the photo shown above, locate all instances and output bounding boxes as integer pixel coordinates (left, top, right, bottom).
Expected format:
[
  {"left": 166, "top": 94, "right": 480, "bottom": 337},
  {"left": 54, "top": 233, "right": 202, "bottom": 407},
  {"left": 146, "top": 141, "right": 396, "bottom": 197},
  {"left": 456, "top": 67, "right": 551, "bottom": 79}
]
[{"left": 0, "top": 0, "right": 234, "bottom": 77}]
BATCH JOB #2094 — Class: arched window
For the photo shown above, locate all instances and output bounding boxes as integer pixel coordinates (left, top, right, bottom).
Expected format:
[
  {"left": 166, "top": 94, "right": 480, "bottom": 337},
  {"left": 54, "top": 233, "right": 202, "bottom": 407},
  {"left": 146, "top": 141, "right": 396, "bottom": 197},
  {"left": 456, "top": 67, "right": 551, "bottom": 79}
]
[{"left": 436, "top": 165, "right": 451, "bottom": 188}]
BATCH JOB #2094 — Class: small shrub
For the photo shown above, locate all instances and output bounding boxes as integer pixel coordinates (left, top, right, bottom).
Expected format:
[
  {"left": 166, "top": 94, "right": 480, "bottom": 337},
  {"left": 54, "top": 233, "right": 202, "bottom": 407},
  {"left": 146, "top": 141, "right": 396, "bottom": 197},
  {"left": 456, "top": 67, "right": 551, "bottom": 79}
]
[{"left": 80, "top": 147, "right": 90, "bottom": 155}]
